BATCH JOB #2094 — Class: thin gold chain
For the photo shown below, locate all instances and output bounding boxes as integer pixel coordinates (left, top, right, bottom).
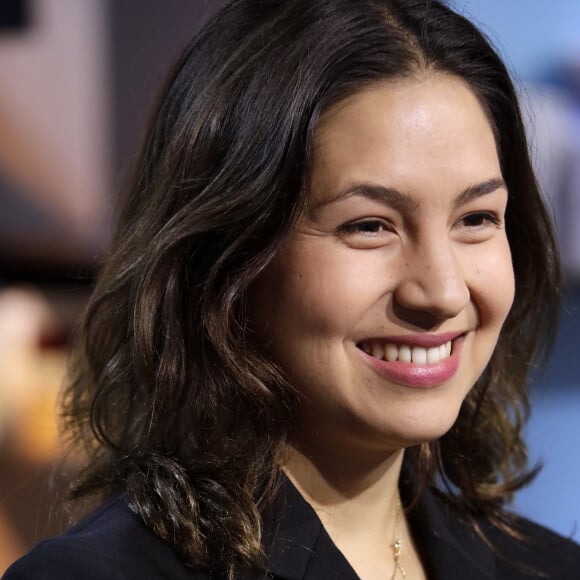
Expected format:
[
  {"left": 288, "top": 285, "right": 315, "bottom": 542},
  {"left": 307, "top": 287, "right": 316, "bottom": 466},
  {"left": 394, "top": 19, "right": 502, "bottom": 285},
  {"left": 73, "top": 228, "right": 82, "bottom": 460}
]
[{"left": 389, "top": 500, "right": 407, "bottom": 580}]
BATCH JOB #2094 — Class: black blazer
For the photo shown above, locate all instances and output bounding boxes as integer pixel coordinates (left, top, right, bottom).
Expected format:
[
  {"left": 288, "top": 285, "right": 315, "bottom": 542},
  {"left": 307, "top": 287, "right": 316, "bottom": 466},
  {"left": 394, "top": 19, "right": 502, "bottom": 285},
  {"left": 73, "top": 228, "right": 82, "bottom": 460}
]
[{"left": 4, "top": 478, "right": 580, "bottom": 579}]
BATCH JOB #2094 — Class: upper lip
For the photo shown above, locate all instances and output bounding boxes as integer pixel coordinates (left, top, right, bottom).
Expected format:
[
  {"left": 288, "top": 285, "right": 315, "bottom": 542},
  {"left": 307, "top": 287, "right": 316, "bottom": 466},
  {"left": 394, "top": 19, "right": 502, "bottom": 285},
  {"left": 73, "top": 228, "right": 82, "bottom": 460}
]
[{"left": 357, "top": 331, "right": 465, "bottom": 348}]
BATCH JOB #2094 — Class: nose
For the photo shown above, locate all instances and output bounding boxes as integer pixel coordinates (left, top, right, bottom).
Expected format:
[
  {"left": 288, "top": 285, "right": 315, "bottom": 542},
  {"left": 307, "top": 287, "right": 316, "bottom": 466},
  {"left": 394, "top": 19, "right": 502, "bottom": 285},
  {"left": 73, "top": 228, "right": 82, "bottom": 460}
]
[{"left": 393, "top": 239, "right": 469, "bottom": 324}]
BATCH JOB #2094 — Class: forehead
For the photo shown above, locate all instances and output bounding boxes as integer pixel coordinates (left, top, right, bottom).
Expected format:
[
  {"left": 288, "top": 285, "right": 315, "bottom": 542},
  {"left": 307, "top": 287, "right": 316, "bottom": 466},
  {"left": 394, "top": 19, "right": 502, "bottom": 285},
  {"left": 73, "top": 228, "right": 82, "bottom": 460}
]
[{"left": 310, "top": 73, "right": 500, "bottom": 204}]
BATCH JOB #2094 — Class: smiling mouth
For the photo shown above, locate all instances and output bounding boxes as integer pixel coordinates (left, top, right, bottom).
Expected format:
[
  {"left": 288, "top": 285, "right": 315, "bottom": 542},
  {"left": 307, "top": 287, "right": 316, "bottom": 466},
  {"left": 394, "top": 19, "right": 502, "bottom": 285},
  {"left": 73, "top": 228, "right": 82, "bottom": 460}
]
[{"left": 357, "top": 339, "right": 454, "bottom": 365}]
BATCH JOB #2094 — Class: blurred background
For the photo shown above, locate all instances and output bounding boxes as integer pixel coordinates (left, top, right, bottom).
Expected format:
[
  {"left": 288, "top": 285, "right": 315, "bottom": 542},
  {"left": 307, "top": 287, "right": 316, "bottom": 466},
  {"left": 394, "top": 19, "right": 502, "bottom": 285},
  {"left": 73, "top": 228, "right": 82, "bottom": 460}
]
[{"left": 0, "top": 0, "right": 578, "bottom": 572}]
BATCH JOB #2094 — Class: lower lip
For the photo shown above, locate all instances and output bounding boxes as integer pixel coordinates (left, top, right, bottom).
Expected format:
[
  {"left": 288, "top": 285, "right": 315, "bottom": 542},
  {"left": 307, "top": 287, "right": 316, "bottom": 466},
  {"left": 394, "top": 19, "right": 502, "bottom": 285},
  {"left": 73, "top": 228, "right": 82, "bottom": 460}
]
[{"left": 358, "top": 336, "right": 464, "bottom": 388}]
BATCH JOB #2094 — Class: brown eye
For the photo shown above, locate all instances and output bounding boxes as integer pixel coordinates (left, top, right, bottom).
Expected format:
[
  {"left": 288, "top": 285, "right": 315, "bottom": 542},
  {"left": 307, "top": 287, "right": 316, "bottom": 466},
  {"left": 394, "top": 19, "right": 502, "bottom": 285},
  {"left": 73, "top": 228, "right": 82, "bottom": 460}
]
[
  {"left": 339, "top": 219, "right": 391, "bottom": 235},
  {"left": 336, "top": 219, "right": 396, "bottom": 249},
  {"left": 461, "top": 212, "right": 500, "bottom": 228}
]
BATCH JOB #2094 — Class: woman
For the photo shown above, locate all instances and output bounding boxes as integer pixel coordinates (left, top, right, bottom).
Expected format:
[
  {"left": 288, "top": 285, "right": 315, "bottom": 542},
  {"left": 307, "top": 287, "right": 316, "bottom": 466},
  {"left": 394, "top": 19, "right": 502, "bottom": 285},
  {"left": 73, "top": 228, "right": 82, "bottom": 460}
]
[{"left": 5, "top": 0, "right": 580, "bottom": 578}]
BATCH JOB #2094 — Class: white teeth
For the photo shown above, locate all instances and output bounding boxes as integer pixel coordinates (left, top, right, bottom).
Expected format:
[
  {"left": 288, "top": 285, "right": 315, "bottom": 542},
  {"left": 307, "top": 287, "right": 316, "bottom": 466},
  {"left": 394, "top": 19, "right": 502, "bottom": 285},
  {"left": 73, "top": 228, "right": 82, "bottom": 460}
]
[
  {"left": 427, "top": 346, "right": 441, "bottom": 364},
  {"left": 385, "top": 344, "right": 398, "bottom": 362},
  {"left": 372, "top": 343, "right": 384, "bottom": 360},
  {"left": 398, "top": 345, "right": 412, "bottom": 363},
  {"left": 361, "top": 339, "right": 454, "bottom": 365},
  {"left": 411, "top": 347, "right": 427, "bottom": 364}
]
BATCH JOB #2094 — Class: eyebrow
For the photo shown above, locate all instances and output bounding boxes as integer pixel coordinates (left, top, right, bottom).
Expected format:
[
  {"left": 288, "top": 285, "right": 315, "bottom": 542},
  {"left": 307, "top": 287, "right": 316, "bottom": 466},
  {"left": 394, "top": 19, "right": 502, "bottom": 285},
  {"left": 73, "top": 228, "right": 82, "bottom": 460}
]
[
  {"left": 454, "top": 178, "right": 507, "bottom": 207},
  {"left": 313, "top": 177, "right": 507, "bottom": 214}
]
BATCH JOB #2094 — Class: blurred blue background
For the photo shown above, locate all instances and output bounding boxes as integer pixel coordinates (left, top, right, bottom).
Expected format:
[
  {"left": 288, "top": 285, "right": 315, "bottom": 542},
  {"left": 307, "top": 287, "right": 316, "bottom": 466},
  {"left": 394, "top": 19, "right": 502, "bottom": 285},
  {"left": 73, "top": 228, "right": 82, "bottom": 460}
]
[
  {"left": 459, "top": 0, "right": 580, "bottom": 81},
  {"left": 456, "top": 0, "right": 580, "bottom": 540}
]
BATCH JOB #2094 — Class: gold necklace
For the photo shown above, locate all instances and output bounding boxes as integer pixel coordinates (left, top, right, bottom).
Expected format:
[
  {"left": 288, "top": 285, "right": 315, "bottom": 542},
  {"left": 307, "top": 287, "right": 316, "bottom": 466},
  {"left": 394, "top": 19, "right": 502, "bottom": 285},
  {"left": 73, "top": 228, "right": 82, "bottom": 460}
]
[{"left": 389, "top": 500, "right": 407, "bottom": 580}]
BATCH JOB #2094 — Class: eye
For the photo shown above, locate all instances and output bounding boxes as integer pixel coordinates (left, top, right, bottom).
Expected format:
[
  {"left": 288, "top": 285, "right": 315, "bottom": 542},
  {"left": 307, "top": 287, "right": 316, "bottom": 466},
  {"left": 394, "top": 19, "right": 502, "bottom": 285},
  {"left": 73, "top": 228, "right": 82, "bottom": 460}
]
[
  {"left": 459, "top": 211, "right": 501, "bottom": 229},
  {"left": 336, "top": 219, "right": 395, "bottom": 249},
  {"left": 338, "top": 219, "right": 393, "bottom": 236},
  {"left": 454, "top": 211, "right": 504, "bottom": 243}
]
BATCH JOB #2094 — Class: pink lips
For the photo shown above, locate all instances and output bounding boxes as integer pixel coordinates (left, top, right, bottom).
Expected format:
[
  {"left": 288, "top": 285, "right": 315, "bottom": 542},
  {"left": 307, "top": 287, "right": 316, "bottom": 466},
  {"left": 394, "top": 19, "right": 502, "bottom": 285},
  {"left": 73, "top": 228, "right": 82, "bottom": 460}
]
[{"left": 358, "top": 333, "right": 465, "bottom": 388}]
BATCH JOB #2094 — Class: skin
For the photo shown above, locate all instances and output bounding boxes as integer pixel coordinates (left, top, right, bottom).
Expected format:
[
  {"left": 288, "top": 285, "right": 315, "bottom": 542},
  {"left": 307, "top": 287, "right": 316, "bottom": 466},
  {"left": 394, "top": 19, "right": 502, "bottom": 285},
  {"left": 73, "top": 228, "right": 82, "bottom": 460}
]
[{"left": 251, "top": 72, "right": 515, "bottom": 579}]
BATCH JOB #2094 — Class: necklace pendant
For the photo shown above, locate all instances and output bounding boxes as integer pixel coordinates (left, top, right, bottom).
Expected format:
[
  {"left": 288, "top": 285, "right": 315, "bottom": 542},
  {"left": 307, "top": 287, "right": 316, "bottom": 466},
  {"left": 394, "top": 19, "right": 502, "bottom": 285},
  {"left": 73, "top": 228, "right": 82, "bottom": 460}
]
[{"left": 390, "top": 540, "right": 406, "bottom": 579}]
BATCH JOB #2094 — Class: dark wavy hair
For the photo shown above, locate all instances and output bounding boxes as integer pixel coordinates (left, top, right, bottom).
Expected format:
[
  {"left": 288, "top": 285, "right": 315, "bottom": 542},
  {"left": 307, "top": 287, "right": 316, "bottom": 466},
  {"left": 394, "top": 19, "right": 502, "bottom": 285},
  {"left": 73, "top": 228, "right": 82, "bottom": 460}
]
[{"left": 62, "top": 0, "right": 560, "bottom": 576}]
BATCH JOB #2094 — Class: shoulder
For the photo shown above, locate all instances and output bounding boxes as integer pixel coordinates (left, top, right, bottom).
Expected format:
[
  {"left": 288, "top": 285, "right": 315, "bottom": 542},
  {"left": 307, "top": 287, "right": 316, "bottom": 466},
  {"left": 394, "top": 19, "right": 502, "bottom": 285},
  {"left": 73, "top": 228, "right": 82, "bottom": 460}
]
[
  {"left": 2, "top": 496, "right": 209, "bottom": 580},
  {"left": 489, "top": 514, "right": 580, "bottom": 579},
  {"left": 409, "top": 486, "right": 580, "bottom": 579}
]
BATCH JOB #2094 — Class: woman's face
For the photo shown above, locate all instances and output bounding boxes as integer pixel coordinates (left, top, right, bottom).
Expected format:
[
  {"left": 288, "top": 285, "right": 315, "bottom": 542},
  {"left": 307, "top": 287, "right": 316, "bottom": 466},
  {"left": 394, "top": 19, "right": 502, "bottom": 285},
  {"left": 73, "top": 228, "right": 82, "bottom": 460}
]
[{"left": 251, "top": 73, "right": 514, "bottom": 454}]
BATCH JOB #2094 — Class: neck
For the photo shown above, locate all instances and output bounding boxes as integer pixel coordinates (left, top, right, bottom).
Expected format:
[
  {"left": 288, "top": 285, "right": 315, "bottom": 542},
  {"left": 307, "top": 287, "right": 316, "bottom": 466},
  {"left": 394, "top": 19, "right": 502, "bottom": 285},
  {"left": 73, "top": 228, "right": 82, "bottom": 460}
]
[
  {"left": 282, "top": 440, "right": 405, "bottom": 540},
  {"left": 282, "top": 443, "right": 418, "bottom": 579},
  {"left": 281, "top": 433, "right": 427, "bottom": 579}
]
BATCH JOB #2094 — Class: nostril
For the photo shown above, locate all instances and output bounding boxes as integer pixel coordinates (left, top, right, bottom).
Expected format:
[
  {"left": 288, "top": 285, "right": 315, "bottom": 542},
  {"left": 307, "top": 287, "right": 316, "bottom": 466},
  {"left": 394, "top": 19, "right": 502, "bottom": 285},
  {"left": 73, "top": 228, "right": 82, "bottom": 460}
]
[{"left": 391, "top": 301, "right": 446, "bottom": 330}]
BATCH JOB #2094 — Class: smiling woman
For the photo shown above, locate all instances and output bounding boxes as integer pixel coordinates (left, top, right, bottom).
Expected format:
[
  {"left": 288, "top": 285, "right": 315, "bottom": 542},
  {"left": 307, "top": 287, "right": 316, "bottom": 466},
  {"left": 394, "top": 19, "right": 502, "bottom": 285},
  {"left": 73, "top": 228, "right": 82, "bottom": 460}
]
[
  {"left": 3, "top": 0, "right": 580, "bottom": 579},
  {"left": 251, "top": 76, "right": 515, "bottom": 452}
]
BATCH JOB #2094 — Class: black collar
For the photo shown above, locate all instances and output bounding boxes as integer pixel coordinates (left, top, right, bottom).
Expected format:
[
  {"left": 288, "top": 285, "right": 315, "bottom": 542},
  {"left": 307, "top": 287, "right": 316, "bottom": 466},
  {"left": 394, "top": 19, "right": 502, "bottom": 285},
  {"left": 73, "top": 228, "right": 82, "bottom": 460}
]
[{"left": 261, "top": 477, "right": 496, "bottom": 580}]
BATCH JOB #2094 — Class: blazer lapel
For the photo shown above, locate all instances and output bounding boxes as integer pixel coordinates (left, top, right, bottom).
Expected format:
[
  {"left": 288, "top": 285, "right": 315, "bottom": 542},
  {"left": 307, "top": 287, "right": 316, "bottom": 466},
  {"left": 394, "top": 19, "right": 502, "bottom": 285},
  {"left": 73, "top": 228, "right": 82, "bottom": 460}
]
[
  {"left": 407, "top": 488, "right": 497, "bottom": 580},
  {"left": 262, "top": 477, "right": 498, "bottom": 580},
  {"left": 262, "top": 478, "right": 323, "bottom": 579},
  {"left": 263, "top": 478, "right": 358, "bottom": 580}
]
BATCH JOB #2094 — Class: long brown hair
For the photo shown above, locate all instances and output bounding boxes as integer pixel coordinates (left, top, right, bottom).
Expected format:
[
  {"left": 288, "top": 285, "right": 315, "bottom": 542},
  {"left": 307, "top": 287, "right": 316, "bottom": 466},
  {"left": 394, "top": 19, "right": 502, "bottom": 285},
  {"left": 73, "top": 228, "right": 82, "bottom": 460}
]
[{"left": 63, "top": 0, "right": 560, "bottom": 575}]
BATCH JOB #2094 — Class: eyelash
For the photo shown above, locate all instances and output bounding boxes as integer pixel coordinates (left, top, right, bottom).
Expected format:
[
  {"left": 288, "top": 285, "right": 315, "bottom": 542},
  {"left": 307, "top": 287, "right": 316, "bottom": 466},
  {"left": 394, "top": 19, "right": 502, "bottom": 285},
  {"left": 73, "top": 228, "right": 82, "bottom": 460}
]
[
  {"left": 336, "top": 211, "right": 502, "bottom": 245},
  {"left": 337, "top": 219, "right": 392, "bottom": 236},
  {"left": 460, "top": 211, "right": 501, "bottom": 228}
]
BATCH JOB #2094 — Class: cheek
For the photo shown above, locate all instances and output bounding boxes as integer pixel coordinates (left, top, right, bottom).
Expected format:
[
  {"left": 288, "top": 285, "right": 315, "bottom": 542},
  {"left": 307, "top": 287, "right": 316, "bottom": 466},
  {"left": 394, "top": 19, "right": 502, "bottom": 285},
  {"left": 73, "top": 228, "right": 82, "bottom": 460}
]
[
  {"left": 250, "top": 243, "right": 388, "bottom": 359},
  {"left": 471, "top": 239, "right": 515, "bottom": 326},
  {"left": 296, "top": 269, "right": 375, "bottom": 331}
]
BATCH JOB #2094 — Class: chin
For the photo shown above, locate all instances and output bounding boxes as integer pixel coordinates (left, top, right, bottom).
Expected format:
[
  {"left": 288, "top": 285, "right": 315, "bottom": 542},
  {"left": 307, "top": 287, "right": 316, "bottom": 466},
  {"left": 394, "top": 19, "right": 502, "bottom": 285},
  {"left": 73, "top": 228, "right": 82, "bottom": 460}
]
[
  {"left": 376, "top": 407, "right": 463, "bottom": 449},
  {"left": 401, "top": 424, "right": 456, "bottom": 447}
]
